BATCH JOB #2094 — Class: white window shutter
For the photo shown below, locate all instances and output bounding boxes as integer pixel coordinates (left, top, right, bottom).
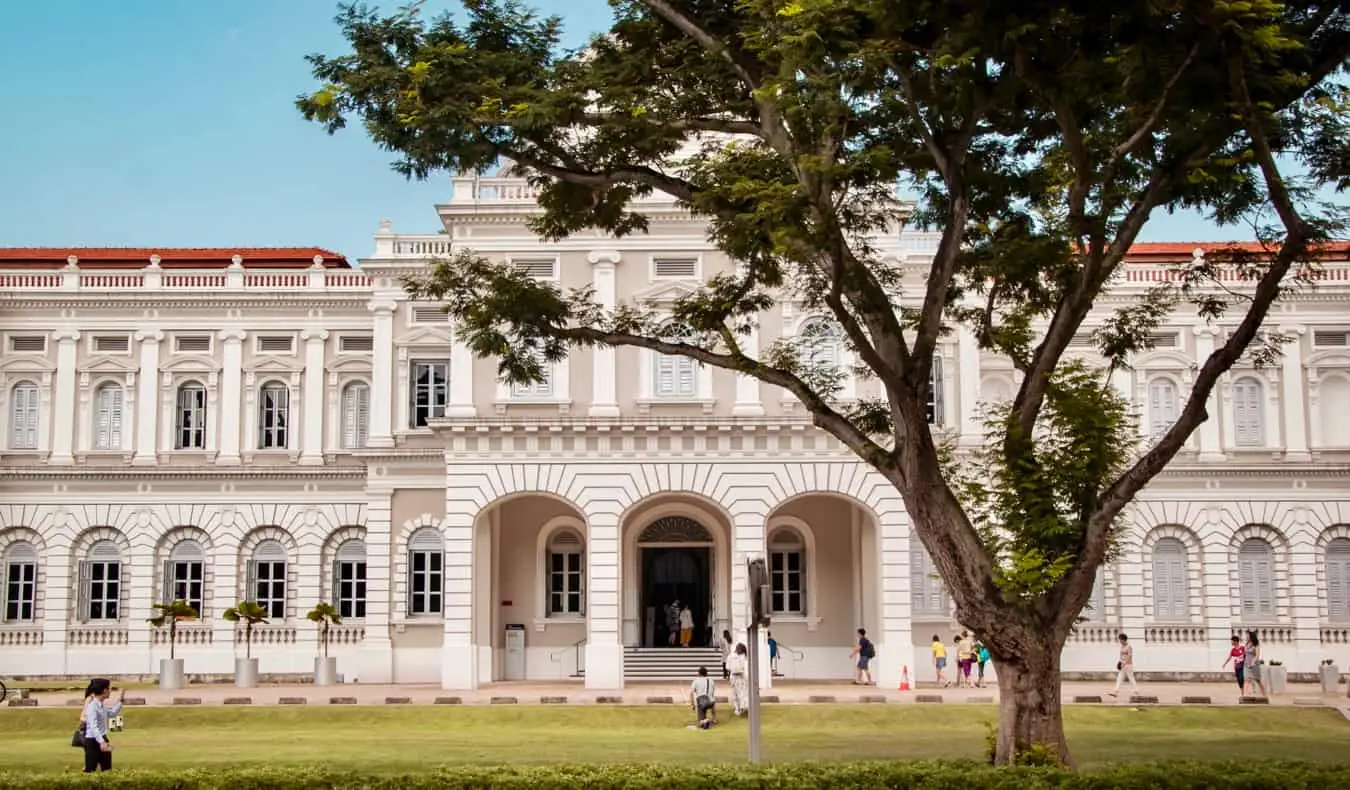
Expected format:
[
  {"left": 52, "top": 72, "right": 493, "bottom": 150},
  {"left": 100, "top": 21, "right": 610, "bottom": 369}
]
[
  {"left": 162, "top": 560, "right": 174, "bottom": 602},
  {"left": 656, "top": 355, "right": 675, "bottom": 396},
  {"left": 1233, "top": 379, "right": 1263, "bottom": 446},
  {"left": 245, "top": 560, "right": 258, "bottom": 602},
  {"left": 331, "top": 559, "right": 342, "bottom": 608},
  {"left": 76, "top": 561, "right": 91, "bottom": 623},
  {"left": 109, "top": 386, "right": 123, "bottom": 448},
  {"left": 1167, "top": 557, "right": 1188, "bottom": 619},
  {"left": 1255, "top": 557, "right": 1274, "bottom": 617}
]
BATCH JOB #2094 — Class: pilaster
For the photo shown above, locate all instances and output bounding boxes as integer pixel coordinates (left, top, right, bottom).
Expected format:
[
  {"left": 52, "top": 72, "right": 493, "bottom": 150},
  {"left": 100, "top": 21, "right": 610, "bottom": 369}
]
[
  {"left": 875, "top": 512, "right": 916, "bottom": 690},
  {"left": 441, "top": 488, "right": 478, "bottom": 689},
  {"left": 48, "top": 330, "right": 80, "bottom": 465},
  {"left": 447, "top": 321, "right": 477, "bottom": 418},
  {"left": 583, "top": 499, "right": 624, "bottom": 688},
  {"left": 956, "top": 326, "right": 981, "bottom": 442},
  {"left": 358, "top": 487, "right": 395, "bottom": 682},
  {"left": 1279, "top": 325, "right": 1310, "bottom": 460},
  {"left": 1192, "top": 327, "right": 1227, "bottom": 462},
  {"left": 300, "top": 329, "right": 329, "bottom": 465},
  {"left": 1200, "top": 510, "right": 1235, "bottom": 664},
  {"left": 216, "top": 330, "right": 246, "bottom": 465},
  {"left": 133, "top": 330, "right": 163, "bottom": 465},
  {"left": 367, "top": 300, "right": 396, "bottom": 448},
  {"left": 732, "top": 325, "right": 765, "bottom": 417},
  {"left": 587, "top": 251, "right": 621, "bottom": 417},
  {"left": 1287, "top": 505, "right": 1323, "bottom": 670},
  {"left": 730, "top": 512, "right": 771, "bottom": 689}
]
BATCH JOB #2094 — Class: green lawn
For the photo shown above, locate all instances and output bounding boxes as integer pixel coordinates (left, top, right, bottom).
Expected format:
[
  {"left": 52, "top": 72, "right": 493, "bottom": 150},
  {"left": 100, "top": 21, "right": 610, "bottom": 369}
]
[{"left": 1, "top": 705, "right": 1346, "bottom": 774}]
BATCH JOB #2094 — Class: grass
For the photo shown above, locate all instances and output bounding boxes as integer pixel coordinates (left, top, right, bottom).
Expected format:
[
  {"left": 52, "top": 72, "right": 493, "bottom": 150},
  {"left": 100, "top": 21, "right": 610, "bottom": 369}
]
[{"left": 1, "top": 704, "right": 1346, "bottom": 774}]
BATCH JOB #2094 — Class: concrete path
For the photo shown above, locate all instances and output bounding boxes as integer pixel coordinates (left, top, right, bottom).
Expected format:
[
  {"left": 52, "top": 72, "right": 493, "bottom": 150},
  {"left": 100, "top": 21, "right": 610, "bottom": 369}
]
[{"left": 8, "top": 679, "right": 1349, "bottom": 711}]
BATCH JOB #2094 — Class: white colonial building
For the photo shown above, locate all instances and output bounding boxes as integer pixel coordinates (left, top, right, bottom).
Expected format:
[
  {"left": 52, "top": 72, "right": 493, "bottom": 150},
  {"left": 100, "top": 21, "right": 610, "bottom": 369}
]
[{"left": 2, "top": 179, "right": 1350, "bottom": 690}]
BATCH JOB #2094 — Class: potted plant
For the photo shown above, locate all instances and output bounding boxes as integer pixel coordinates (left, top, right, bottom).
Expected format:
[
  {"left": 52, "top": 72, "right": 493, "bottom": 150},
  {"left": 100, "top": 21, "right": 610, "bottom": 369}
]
[
  {"left": 1320, "top": 659, "right": 1341, "bottom": 695},
  {"left": 306, "top": 602, "right": 342, "bottom": 686},
  {"left": 222, "top": 601, "right": 269, "bottom": 689},
  {"left": 147, "top": 599, "right": 198, "bottom": 690},
  {"left": 1264, "top": 660, "right": 1288, "bottom": 694}
]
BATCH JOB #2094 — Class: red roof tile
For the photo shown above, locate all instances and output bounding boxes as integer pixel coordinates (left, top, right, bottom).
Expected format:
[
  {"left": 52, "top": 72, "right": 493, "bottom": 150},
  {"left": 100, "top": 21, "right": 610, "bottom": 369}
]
[
  {"left": 1125, "top": 241, "right": 1350, "bottom": 259},
  {"left": 0, "top": 247, "right": 350, "bottom": 270}
]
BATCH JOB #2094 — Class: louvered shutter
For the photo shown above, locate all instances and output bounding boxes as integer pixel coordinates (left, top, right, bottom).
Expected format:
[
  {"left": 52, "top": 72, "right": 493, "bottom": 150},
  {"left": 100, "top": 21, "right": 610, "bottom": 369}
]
[
  {"left": 1327, "top": 540, "right": 1350, "bottom": 622},
  {"left": 1148, "top": 380, "right": 1176, "bottom": 436},
  {"left": 656, "top": 355, "right": 676, "bottom": 396},
  {"left": 676, "top": 358, "right": 695, "bottom": 396},
  {"left": 405, "top": 548, "right": 416, "bottom": 614},
  {"left": 76, "top": 561, "right": 91, "bottom": 623},
  {"left": 1152, "top": 554, "right": 1171, "bottom": 618},
  {"left": 162, "top": 560, "right": 174, "bottom": 602},
  {"left": 11, "top": 384, "right": 39, "bottom": 449},
  {"left": 1254, "top": 555, "right": 1274, "bottom": 617},
  {"left": 245, "top": 560, "right": 258, "bottom": 603},
  {"left": 108, "top": 386, "right": 123, "bottom": 449},
  {"left": 909, "top": 544, "right": 928, "bottom": 613},
  {"left": 331, "top": 559, "right": 342, "bottom": 608},
  {"left": 1233, "top": 379, "right": 1264, "bottom": 446},
  {"left": 578, "top": 551, "right": 586, "bottom": 616},
  {"left": 1238, "top": 539, "right": 1274, "bottom": 619},
  {"left": 1165, "top": 556, "right": 1188, "bottom": 619}
]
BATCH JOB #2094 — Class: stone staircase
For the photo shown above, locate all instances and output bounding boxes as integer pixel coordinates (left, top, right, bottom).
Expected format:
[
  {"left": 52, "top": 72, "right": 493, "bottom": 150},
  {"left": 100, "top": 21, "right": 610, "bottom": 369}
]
[{"left": 624, "top": 647, "right": 723, "bottom": 682}]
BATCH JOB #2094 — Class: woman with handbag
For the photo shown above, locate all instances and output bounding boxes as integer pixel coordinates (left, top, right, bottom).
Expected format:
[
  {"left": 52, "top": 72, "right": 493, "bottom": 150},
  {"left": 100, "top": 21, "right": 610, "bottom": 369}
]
[{"left": 79, "top": 678, "right": 124, "bottom": 773}]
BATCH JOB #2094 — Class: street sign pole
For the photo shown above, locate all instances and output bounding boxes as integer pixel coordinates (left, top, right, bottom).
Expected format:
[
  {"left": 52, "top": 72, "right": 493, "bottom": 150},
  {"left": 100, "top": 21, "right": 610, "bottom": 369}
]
[
  {"left": 747, "top": 619, "right": 761, "bottom": 763},
  {"left": 745, "top": 557, "right": 769, "bottom": 764}
]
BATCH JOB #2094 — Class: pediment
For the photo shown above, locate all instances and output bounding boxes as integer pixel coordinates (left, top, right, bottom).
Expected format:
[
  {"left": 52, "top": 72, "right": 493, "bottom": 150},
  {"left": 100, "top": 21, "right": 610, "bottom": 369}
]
[
  {"left": 1308, "top": 349, "right": 1350, "bottom": 369},
  {"left": 0, "top": 356, "right": 56, "bottom": 373},
  {"left": 328, "top": 356, "right": 373, "bottom": 373},
  {"left": 632, "top": 282, "right": 698, "bottom": 304},
  {"left": 395, "top": 326, "right": 454, "bottom": 346},
  {"left": 1134, "top": 350, "right": 1194, "bottom": 370},
  {"left": 244, "top": 355, "right": 305, "bottom": 374},
  {"left": 161, "top": 355, "right": 221, "bottom": 374},
  {"left": 78, "top": 355, "right": 139, "bottom": 374}
]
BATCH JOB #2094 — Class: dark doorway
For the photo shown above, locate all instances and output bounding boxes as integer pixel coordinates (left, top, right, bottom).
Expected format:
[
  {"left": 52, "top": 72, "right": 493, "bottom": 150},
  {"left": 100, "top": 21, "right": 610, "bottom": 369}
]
[{"left": 640, "top": 547, "right": 711, "bottom": 647}]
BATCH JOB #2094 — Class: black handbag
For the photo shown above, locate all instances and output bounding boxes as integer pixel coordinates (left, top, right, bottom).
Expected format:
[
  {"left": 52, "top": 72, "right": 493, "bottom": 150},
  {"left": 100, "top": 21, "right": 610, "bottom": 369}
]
[{"left": 71, "top": 727, "right": 85, "bottom": 748}]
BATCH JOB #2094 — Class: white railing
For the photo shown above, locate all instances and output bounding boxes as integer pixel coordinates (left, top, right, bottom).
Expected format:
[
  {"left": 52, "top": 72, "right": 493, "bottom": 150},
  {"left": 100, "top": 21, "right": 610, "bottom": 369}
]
[
  {"left": 389, "top": 236, "right": 453, "bottom": 258},
  {"left": 0, "top": 265, "right": 372, "bottom": 293},
  {"left": 450, "top": 176, "right": 543, "bottom": 204}
]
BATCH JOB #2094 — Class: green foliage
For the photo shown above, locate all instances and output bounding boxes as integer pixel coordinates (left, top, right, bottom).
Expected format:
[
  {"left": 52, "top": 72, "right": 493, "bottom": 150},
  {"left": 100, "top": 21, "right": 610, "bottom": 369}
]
[
  {"left": 147, "top": 600, "right": 198, "bottom": 661},
  {"left": 223, "top": 601, "right": 269, "bottom": 660},
  {"left": 306, "top": 602, "right": 341, "bottom": 658},
  {"left": 5, "top": 761, "right": 1350, "bottom": 789}
]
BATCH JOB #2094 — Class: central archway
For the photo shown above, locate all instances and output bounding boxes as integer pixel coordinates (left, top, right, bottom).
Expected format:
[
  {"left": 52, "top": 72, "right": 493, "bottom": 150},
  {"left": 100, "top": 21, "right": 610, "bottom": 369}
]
[{"left": 621, "top": 498, "right": 732, "bottom": 649}]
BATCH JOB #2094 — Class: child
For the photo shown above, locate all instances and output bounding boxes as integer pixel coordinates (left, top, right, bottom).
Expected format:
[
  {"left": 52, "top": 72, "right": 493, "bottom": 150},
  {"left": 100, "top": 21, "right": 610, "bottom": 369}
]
[
  {"left": 851, "top": 628, "right": 875, "bottom": 685},
  {"left": 975, "top": 641, "right": 990, "bottom": 688},
  {"left": 932, "top": 634, "right": 950, "bottom": 688},
  {"left": 767, "top": 632, "right": 779, "bottom": 676},
  {"left": 956, "top": 632, "right": 974, "bottom": 688}
]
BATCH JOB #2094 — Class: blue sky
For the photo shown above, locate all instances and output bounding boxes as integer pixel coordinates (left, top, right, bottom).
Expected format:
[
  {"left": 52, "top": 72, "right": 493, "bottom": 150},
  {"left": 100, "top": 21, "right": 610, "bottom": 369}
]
[{"left": 0, "top": 0, "right": 1258, "bottom": 263}]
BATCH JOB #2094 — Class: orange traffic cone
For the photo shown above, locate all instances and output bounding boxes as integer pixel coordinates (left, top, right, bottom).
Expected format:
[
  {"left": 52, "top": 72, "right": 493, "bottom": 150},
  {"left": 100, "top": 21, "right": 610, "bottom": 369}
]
[{"left": 898, "top": 665, "right": 911, "bottom": 691}]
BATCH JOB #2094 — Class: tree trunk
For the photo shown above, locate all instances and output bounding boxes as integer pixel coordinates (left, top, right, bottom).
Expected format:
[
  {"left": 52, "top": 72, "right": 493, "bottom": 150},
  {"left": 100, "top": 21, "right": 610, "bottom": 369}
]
[{"left": 992, "top": 636, "right": 1070, "bottom": 766}]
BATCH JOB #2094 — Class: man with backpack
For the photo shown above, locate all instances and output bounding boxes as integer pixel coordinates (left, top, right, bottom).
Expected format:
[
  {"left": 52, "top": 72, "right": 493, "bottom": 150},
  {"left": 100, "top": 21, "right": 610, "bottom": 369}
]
[{"left": 851, "top": 628, "right": 876, "bottom": 685}]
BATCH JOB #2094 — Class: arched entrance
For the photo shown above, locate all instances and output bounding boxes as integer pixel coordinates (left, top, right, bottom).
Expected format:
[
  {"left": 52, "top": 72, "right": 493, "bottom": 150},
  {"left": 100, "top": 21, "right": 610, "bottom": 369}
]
[{"left": 638, "top": 516, "right": 715, "bottom": 648}]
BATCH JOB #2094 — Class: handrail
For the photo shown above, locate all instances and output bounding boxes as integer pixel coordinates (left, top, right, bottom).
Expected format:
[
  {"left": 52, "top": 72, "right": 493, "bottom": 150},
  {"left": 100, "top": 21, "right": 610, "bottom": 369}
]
[{"left": 548, "top": 637, "right": 587, "bottom": 677}]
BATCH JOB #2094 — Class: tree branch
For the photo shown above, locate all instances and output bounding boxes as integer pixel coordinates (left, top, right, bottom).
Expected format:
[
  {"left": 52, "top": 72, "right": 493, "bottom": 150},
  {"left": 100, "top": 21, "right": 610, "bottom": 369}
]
[
  {"left": 510, "top": 149, "right": 699, "bottom": 204},
  {"left": 1100, "top": 43, "right": 1200, "bottom": 189},
  {"left": 577, "top": 112, "right": 763, "bottom": 137}
]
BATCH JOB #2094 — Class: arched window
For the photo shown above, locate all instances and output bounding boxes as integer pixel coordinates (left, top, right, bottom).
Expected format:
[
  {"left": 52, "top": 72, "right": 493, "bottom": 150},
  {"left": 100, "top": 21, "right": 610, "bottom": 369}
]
[
  {"left": 1232, "top": 377, "right": 1264, "bottom": 447},
  {"left": 164, "top": 539, "right": 205, "bottom": 616},
  {"left": 654, "top": 323, "right": 697, "bottom": 398},
  {"left": 926, "top": 356, "right": 945, "bottom": 425},
  {"left": 1326, "top": 537, "right": 1350, "bottom": 623},
  {"left": 546, "top": 529, "right": 585, "bottom": 616},
  {"left": 1151, "top": 538, "right": 1190, "bottom": 621},
  {"left": 8, "top": 381, "right": 39, "bottom": 450},
  {"left": 333, "top": 539, "right": 367, "bottom": 619},
  {"left": 340, "top": 382, "right": 370, "bottom": 449},
  {"left": 175, "top": 382, "right": 207, "bottom": 450},
  {"left": 407, "top": 528, "right": 443, "bottom": 616},
  {"left": 247, "top": 539, "right": 288, "bottom": 619},
  {"left": 1238, "top": 537, "right": 1276, "bottom": 620},
  {"left": 797, "top": 318, "right": 844, "bottom": 373},
  {"left": 768, "top": 529, "right": 806, "bottom": 615},
  {"left": 1147, "top": 378, "right": 1179, "bottom": 437},
  {"left": 79, "top": 540, "right": 122, "bottom": 622},
  {"left": 1083, "top": 566, "right": 1108, "bottom": 621},
  {"left": 910, "top": 542, "right": 949, "bottom": 616},
  {"left": 258, "top": 382, "right": 289, "bottom": 449},
  {"left": 3, "top": 541, "right": 38, "bottom": 622},
  {"left": 92, "top": 383, "right": 124, "bottom": 451}
]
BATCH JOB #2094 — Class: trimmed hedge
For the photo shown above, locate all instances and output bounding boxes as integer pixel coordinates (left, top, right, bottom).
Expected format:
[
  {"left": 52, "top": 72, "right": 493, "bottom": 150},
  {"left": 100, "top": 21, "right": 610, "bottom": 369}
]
[{"left": 6, "top": 762, "right": 1350, "bottom": 789}]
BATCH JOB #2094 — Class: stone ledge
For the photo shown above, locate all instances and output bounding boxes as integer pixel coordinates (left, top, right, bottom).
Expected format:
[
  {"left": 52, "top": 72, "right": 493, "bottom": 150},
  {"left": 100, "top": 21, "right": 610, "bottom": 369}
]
[
  {"left": 1073, "top": 695, "right": 1103, "bottom": 703},
  {"left": 123, "top": 698, "right": 147, "bottom": 706},
  {"left": 761, "top": 695, "right": 780, "bottom": 704},
  {"left": 1129, "top": 695, "right": 1159, "bottom": 704},
  {"left": 223, "top": 697, "right": 252, "bottom": 705},
  {"left": 1293, "top": 697, "right": 1325, "bottom": 706},
  {"left": 384, "top": 696, "right": 412, "bottom": 705},
  {"left": 279, "top": 697, "right": 307, "bottom": 705},
  {"left": 859, "top": 695, "right": 887, "bottom": 703},
  {"left": 1181, "top": 696, "right": 1211, "bottom": 704},
  {"left": 329, "top": 697, "right": 357, "bottom": 705},
  {"left": 172, "top": 697, "right": 202, "bottom": 706},
  {"left": 540, "top": 696, "right": 568, "bottom": 705},
  {"left": 595, "top": 695, "right": 622, "bottom": 704},
  {"left": 1239, "top": 696, "right": 1270, "bottom": 705},
  {"left": 65, "top": 699, "right": 84, "bottom": 707},
  {"left": 808, "top": 695, "right": 837, "bottom": 704},
  {"left": 489, "top": 696, "right": 517, "bottom": 705},
  {"left": 646, "top": 696, "right": 674, "bottom": 704},
  {"left": 434, "top": 696, "right": 463, "bottom": 705},
  {"left": 915, "top": 694, "right": 943, "bottom": 703},
  {"left": 7, "top": 698, "right": 37, "bottom": 707},
  {"left": 966, "top": 696, "right": 994, "bottom": 704}
]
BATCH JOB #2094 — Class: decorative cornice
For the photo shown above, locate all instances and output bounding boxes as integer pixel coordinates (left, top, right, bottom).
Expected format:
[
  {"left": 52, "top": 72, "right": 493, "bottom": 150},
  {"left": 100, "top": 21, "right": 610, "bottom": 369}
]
[
  {"left": 0, "top": 465, "right": 367, "bottom": 481},
  {"left": 0, "top": 296, "right": 373, "bottom": 311}
]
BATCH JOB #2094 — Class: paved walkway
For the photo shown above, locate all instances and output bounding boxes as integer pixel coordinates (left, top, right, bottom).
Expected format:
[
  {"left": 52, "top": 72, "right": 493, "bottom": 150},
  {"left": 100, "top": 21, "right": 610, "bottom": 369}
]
[{"left": 10, "top": 679, "right": 1350, "bottom": 710}]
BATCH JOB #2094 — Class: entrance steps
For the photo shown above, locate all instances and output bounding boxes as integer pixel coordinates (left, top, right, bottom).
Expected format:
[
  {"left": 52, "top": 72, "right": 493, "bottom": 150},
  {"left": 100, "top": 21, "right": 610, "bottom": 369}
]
[{"left": 624, "top": 647, "right": 723, "bottom": 682}]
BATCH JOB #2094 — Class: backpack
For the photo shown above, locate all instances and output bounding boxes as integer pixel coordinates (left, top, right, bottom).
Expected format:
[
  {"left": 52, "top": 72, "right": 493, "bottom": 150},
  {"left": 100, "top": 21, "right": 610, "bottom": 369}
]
[{"left": 861, "top": 639, "right": 876, "bottom": 659}]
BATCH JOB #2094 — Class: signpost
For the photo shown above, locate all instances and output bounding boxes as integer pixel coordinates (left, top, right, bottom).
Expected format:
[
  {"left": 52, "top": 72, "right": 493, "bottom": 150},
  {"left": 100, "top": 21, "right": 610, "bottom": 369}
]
[{"left": 745, "top": 557, "right": 771, "bottom": 764}]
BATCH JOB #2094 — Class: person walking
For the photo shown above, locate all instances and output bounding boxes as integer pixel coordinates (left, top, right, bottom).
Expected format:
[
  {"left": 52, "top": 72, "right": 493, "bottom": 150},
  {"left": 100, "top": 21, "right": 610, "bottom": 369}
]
[
  {"left": 931, "top": 634, "right": 950, "bottom": 688},
  {"left": 1108, "top": 632, "right": 1139, "bottom": 698},
  {"left": 81, "top": 678, "right": 124, "bottom": 773},
  {"left": 727, "top": 642, "right": 750, "bottom": 716},
  {"left": 956, "top": 631, "right": 975, "bottom": 688},
  {"left": 665, "top": 600, "right": 681, "bottom": 646},
  {"left": 1243, "top": 630, "right": 1267, "bottom": 698},
  {"left": 767, "top": 631, "right": 779, "bottom": 676},
  {"left": 678, "top": 604, "right": 694, "bottom": 648},
  {"left": 720, "top": 629, "right": 734, "bottom": 680},
  {"left": 1221, "top": 634, "right": 1246, "bottom": 693},
  {"left": 975, "top": 641, "right": 991, "bottom": 688},
  {"left": 851, "top": 628, "right": 875, "bottom": 685}
]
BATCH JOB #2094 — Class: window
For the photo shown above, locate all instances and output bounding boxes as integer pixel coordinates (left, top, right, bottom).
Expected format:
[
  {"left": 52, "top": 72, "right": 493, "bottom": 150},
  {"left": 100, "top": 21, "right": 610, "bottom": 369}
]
[
  {"left": 78, "top": 540, "right": 121, "bottom": 622},
  {"left": 1238, "top": 537, "right": 1276, "bottom": 620},
  {"left": 1151, "top": 538, "right": 1189, "bottom": 621},
  {"left": 654, "top": 324, "right": 697, "bottom": 398},
  {"left": 163, "top": 539, "right": 205, "bottom": 616},
  {"left": 1083, "top": 566, "right": 1107, "bottom": 621},
  {"left": 8, "top": 381, "right": 39, "bottom": 450},
  {"left": 1326, "top": 538, "right": 1350, "bottom": 623},
  {"left": 258, "top": 382, "right": 289, "bottom": 449},
  {"left": 409, "top": 361, "right": 449, "bottom": 427},
  {"left": 333, "top": 540, "right": 367, "bottom": 619},
  {"left": 910, "top": 543, "right": 949, "bottom": 616},
  {"left": 3, "top": 541, "right": 38, "bottom": 622},
  {"left": 175, "top": 382, "right": 207, "bottom": 450},
  {"left": 768, "top": 530, "right": 805, "bottom": 615},
  {"left": 247, "top": 540, "right": 288, "bottom": 619},
  {"left": 407, "top": 528, "right": 443, "bottom": 616},
  {"left": 926, "top": 356, "right": 944, "bottom": 425},
  {"left": 91, "top": 383, "right": 124, "bottom": 451},
  {"left": 1148, "top": 378, "right": 1179, "bottom": 437},
  {"left": 1232, "top": 377, "right": 1264, "bottom": 447},
  {"left": 797, "top": 318, "right": 844, "bottom": 373},
  {"left": 511, "top": 350, "right": 554, "bottom": 399},
  {"left": 341, "top": 382, "right": 370, "bottom": 449},
  {"left": 545, "top": 530, "right": 585, "bottom": 616}
]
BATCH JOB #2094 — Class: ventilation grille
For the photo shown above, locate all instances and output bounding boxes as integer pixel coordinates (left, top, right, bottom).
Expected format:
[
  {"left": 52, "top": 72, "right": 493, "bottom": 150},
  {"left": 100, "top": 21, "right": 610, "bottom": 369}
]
[
  {"left": 8, "top": 336, "right": 46, "bottom": 353},
  {"left": 1147, "top": 332, "right": 1179, "bottom": 348},
  {"left": 340, "top": 335, "right": 374, "bottom": 353},
  {"left": 93, "top": 335, "right": 130, "bottom": 353},
  {"left": 175, "top": 335, "right": 212, "bottom": 353},
  {"left": 1067, "top": 334, "right": 1096, "bottom": 349},
  {"left": 1313, "top": 330, "right": 1349, "bottom": 347},
  {"left": 412, "top": 306, "right": 447, "bottom": 323},
  {"left": 514, "top": 258, "right": 557, "bottom": 279},
  {"left": 256, "top": 336, "right": 295, "bottom": 353},
  {"left": 652, "top": 257, "right": 699, "bottom": 278}
]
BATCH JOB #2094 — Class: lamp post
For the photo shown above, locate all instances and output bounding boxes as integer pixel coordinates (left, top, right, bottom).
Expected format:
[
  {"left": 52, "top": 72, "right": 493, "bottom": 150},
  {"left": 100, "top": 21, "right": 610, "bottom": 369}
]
[{"left": 746, "top": 557, "right": 772, "bottom": 764}]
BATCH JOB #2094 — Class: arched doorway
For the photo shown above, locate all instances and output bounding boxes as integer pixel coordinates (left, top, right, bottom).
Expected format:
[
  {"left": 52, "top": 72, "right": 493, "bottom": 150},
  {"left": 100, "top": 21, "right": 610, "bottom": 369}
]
[{"left": 638, "top": 516, "right": 714, "bottom": 647}]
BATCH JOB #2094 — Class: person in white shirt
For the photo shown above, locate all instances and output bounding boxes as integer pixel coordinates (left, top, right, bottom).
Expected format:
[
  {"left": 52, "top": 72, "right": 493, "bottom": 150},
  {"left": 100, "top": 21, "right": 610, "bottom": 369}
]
[
  {"left": 678, "top": 604, "right": 694, "bottom": 647},
  {"left": 81, "top": 677, "right": 124, "bottom": 773},
  {"left": 1109, "top": 632, "right": 1139, "bottom": 697},
  {"left": 689, "top": 666, "right": 717, "bottom": 728},
  {"left": 720, "top": 629, "right": 734, "bottom": 679},
  {"left": 727, "top": 642, "right": 750, "bottom": 716}
]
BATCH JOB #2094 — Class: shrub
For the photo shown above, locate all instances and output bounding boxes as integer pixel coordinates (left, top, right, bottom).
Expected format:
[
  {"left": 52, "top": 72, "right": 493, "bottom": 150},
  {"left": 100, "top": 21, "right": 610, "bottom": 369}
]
[{"left": 5, "top": 761, "right": 1350, "bottom": 789}]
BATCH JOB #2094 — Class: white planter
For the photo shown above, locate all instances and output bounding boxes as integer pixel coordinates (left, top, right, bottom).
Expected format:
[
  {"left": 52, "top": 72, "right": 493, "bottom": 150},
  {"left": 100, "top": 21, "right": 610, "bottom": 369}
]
[
  {"left": 1265, "top": 664, "right": 1287, "bottom": 694},
  {"left": 1320, "top": 664, "right": 1340, "bottom": 695},
  {"left": 235, "top": 657, "right": 259, "bottom": 689},
  {"left": 314, "top": 656, "right": 338, "bottom": 687},
  {"left": 159, "top": 658, "right": 185, "bottom": 691}
]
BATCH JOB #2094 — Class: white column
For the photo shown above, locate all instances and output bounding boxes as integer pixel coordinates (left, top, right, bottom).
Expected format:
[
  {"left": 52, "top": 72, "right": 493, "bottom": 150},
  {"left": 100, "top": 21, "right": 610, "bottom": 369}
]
[
  {"left": 1279, "top": 325, "right": 1310, "bottom": 460},
  {"left": 876, "top": 513, "right": 916, "bottom": 691},
  {"left": 584, "top": 501, "right": 624, "bottom": 688},
  {"left": 132, "top": 330, "right": 162, "bottom": 465},
  {"left": 441, "top": 492, "right": 479, "bottom": 689},
  {"left": 1111, "top": 368, "right": 1140, "bottom": 446},
  {"left": 730, "top": 511, "right": 772, "bottom": 689},
  {"left": 957, "top": 327, "right": 981, "bottom": 442},
  {"left": 300, "top": 329, "right": 328, "bottom": 465},
  {"left": 368, "top": 300, "right": 396, "bottom": 448},
  {"left": 1193, "top": 327, "right": 1226, "bottom": 462},
  {"left": 588, "top": 251, "right": 621, "bottom": 417},
  {"left": 360, "top": 487, "right": 395, "bottom": 683},
  {"left": 216, "top": 330, "right": 246, "bottom": 465},
  {"left": 732, "top": 324, "right": 765, "bottom": 416},
  {"left": 447, "top": 323, "right": 477, "bottom": 418},
  {"left": 49, "top": 330, "right": 80, "bottom": 465}
]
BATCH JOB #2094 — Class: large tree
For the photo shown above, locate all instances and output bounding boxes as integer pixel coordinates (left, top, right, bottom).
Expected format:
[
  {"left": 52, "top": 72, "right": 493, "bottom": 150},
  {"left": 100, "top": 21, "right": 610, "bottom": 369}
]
[{"left": 300, "top": 0, "right": 1350, "bottom": 764}]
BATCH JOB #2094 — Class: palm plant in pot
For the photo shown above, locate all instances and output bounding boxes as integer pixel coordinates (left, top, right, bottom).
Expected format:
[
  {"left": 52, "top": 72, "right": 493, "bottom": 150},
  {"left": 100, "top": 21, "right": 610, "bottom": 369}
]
[
  {"left": 306, "top": 602, "right": 342, "bottom": 686},
  {"left": 148, "top": 599, "right": 199, "bottom": 690},
  {"left": 223, "top": 601, "right": 269, "bottom": 689}
]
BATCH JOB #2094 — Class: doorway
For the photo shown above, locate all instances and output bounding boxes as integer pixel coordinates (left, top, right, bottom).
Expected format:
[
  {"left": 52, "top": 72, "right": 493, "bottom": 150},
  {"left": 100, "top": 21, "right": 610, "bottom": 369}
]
[{"left": 641, "top": 547, "right": 711, "bottom": 648}]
